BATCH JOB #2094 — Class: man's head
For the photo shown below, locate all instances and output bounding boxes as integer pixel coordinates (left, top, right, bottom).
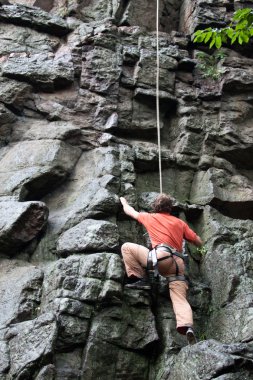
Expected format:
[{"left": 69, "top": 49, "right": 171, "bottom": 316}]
[{"left": 152, "top": 193, "right": 172, "bottom": 214}]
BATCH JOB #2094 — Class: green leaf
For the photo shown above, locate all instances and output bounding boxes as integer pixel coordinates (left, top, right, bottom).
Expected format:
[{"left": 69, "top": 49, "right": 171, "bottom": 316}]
[
  {"left": 226, "top": 28, "right": 235, "bottom": 38},
  {"left": 204, "top": 31, "right": 213, "bottom": 43},
  {"left": 194, "top": 34, "right": 206, "bottom": 43},
  {"left": 193, "top": 30, "right": 203, "bottom": 37},
  {"left": 209, "top": 38, "right": 216, "bottom": 48},
  {"left": 241, "top": 31, "right": 250, "bottom": 43},
  {"left": 215, "top": 35, "right": 222, "bottom": 48},
  {"left": 235, "top": 19, "right": 248, "bottom": 30},
  {"left": 231, "top": 34, "right": 237, "bottom": 44},
  {"left": 233, "top": 8, "right": 252, "bottom": 21}
]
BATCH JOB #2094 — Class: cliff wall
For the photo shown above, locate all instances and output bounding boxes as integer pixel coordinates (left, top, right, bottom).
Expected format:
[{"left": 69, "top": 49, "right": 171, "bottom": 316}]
[{"left": 0, "top": 0, "right": 252, "bottom": 379}]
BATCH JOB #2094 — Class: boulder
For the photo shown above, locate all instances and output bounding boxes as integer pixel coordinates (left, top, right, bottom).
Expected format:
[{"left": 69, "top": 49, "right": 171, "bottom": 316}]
[
  {"left": 41, "top": 253, "right": 124, "bottom": 309},
  {"left": 2, "top": 53, "right": 74, "bottom": 91},
  {"left": 169, "top": 339, "right": 253, "bottom": 380},
  {"left": 7, "top": 313, "right": 57, "bottom": 380},
  {"left": 9, "top": 118, "right": 82, "bottom": 143},
  {"left": 0, "top": 260, "right": 44, "bottom": 328},
  {"left": 56, "top": 219, "right": 119, "bottom": 255},
  {"left": 179, "top": 0, "right": 227, "bottom": 34},
  {"left": 222, "top": 64, "right": 253, "bottom": 92},
  {"left": 0, "top": 140, "right": 81, "bottom": 200},
  {"left": 0, "top": 102, "right": 16, "bottom": 125},
  {"left": 0, "top": 23, "right": 59, "bottom": 56},
  {"left": 195, "top": 207, "right": 253, "bottom": 343},
  {"left": 0, "top": 200, "right": 48, "bottom": 254},
  {"left": 190, "top": 168, "right": 253, "bottom": 219},
  {"left": 81, "top": 45, "right": 122, "bottom": 95},
  {"left": 0, "top": 4, "right": 71, "bottom": 36},
  {"left": 0, "top": 78, "right": 32, "bottom": 111}
]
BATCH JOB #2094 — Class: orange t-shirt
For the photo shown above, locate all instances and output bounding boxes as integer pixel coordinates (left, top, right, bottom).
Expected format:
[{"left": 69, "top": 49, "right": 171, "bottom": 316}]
[{"left": 137, "top": 212, "right": 198, "bottom": 252}]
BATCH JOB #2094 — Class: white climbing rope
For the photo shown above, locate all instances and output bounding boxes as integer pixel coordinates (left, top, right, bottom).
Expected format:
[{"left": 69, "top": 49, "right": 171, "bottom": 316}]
[{"left": 156, "top": 0, "right": 163, "bottom": 194}]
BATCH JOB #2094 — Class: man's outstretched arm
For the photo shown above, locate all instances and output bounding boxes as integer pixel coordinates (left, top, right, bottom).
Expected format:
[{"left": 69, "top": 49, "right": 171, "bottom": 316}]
[
  {"left": 194, "top": 235, "right": 203, "bottom": 247},
  {"left": 120, "top": 197, "right": 139, "bottom": 220}
]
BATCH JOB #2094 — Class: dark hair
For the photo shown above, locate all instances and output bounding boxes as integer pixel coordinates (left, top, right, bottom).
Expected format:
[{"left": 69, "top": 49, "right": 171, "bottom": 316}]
[{"left": 152, "top": 193, "right": 172, "bottom": 214}]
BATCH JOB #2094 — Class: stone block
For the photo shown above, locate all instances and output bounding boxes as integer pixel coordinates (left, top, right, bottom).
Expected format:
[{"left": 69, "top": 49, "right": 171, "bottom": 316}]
[
  {"left": 81, "top": 46, "right": 122, "bottom": 95},
  {"left": 0, "top": 260, "right": 44, "bottom": 328},
  {"left": 0, "top": 200, "right": 48, "bottom": 254},
  {"left": 169, "top": 339, "right": 253, "bottom": 380},
  {"left": 8, "top": 313, "right": 57, "bottom": 380},
  {"left": 2, "top": 53, "right": 74, "bottom": 91},
  {"left": 0, "top": 140, "right": 81, "bottom": 200},
  {"left": 0, "top": 4, "right": 71, "bottom": 36},
  {"left": 56, "top": 219, "right": 119, "bottom": 255},
  {"left": 0, "top": 23, "right": 59, "bottom": 57}
]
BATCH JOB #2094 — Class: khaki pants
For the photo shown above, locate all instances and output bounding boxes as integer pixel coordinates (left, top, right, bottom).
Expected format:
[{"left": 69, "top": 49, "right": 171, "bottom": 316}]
[{"left": 121, "top": 242, "right": 193, "bottom": 335}]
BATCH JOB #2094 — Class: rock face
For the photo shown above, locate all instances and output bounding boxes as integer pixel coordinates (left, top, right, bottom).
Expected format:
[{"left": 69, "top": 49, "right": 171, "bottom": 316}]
[{"left": 0, "top": 1, "right": 252, "bottom": 380}]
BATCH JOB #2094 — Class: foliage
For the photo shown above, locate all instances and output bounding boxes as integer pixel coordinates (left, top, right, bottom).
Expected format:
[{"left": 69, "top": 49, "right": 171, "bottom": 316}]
[
  {"left": 196, "top": 245, "right": 208, "bottom": 256},
  {"left": 195, "top": 51, "right": 227, "bottom": 80},
  {"left": 199, "top": 332, "right": 207, "bottom": 341},
  {"left": 192, "top": 8, "right": 253, "bottom": 48}
]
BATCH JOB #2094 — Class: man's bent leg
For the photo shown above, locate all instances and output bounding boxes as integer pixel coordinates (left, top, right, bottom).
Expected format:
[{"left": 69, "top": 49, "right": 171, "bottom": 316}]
[
  {"left": 121, "top": 242, "right": 149, "bottom": 278},
  {"left": 169, "top": 280, "right": 193, "bottom": 335}
]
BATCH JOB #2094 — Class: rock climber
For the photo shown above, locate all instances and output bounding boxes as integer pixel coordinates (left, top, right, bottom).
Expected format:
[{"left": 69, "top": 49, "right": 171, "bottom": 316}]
[{"left": 120, "top": 193, "right": 203, "bottom": 344}]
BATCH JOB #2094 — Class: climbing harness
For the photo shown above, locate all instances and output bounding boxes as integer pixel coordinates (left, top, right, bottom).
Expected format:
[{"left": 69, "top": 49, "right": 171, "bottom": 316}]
[
  {"left": 156, "top": 0, "right": 163, "bottom": 194},
  {"left": 146, "top": 243, "right": 188, "bottom": 285},
  {"left": 147, "top": 248, "right": 159, "bottom": 284}
]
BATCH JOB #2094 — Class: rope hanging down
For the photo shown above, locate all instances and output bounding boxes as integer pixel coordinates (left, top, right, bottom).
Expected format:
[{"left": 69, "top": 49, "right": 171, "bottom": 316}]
[{"left": 156, "top": 0, "right": 163, "bottom": 194}]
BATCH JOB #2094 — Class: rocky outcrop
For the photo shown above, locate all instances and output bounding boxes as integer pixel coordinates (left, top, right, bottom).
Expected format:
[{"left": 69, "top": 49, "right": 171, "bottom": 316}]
[
  {"left": 0, "top": 200, "right": 48, "bottom": 254},
  {"left": 0, "top": 1, "right": 252, "bottom": 379}
]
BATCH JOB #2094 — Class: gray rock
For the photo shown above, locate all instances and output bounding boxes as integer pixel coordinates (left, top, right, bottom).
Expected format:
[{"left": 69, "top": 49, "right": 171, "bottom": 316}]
[
  {"left": 190, "top": 168, "right": 253, "bottom": 218},
  {"left": 22, "top": 120, "right": 81, "bottom": 141},
  {"left": 0, "top": 4, "right": 71, "bottom": 36},
  {"left": 169, "top": 339, "right": 253, "bottom": 380},
  {"left": 0, "top": 103, "right": 16, "bottom": 126},
  {"left": 56, "top": 314, "right": 90, "bottom": 349},
  {"left": 2, "top": 53, "right": 74, "bottom": 91},
  {"left": 8, "top": 313, "right": 57, "bottom": 380},
  {"left": 222, "top": 65, "right": 253, "bottom": 92},
  {"left": 0, "top": 200, "right": 48, "bottom": 254},
  {"left": 0, "top": 340, "right": 9, "bottom": 375},
  {"left": 196, "top": 207, "right": 253, "bottom": 343},
  {"left": 0, "top": 260, "right": 44, "bottom": 328},
  {"left": 82, "top": 338, "right": 149, "bottom": 380},
  {"left": 56, "top": 219, "right": 119, "bottom": 255},
  {"left": 41, "top": 253, "right": 124, "bottom": 309},
  {"left": 35, "top": 365, "right": 55, "bottom": 380},
  {"left": 0, "top": 23, "right": 60, "bottom": 56},
  {"left": 0, "top": 140, "right": 81, "bottom": 200},
  {"left": 55, "top": 350, "right": 82, "bottom": 380},
  {"left": 136, "top": 48, "right": 176, "bottom": 92},
  {"left": 81, "top": 45, "right": 122, "bottom": 95},
  {"left": 0, "top": 78, "right": 32, "bottom": 111},
  {"left": 179, "top": 0, "right": 227, "bottom": 35}
]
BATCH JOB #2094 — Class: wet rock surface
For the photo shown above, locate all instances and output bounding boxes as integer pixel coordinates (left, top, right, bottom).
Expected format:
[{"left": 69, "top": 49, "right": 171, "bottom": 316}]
[{"left": 0, "top": 0, "right": 252, "bottom": 379}]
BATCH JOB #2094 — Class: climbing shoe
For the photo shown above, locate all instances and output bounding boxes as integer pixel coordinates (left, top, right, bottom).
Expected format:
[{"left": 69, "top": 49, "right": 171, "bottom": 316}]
[
  {"left": 125, "top": 279, "right": 151, "bottom": 290},
  {"left": 186, "top": 328, "right": 197, "bottom": 345}
]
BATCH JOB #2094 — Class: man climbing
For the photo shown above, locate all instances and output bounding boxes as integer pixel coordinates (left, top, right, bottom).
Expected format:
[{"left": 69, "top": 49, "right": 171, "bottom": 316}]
[{"left": 120, "top": 193, "right": 203, "bottom": 345}]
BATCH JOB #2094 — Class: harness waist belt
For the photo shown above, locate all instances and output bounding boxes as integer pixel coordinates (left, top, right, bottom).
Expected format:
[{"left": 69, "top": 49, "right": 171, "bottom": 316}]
[{"left": 156, "top": 244, "right": 184, "bottom": 261}]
